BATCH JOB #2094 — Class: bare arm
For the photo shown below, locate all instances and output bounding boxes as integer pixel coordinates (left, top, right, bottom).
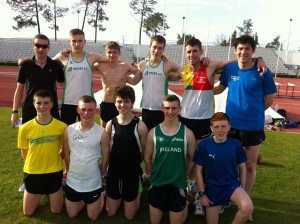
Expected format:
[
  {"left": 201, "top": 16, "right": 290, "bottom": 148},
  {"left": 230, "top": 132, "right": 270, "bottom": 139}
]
[
  {"left": 144, "top": 129, "right": 154, "bottom": 176},
  {"left": 264, "top": 94, "right": 274, "bottom": 110},
  {"left": 238, "top": 162, "right": 247, "bottom": 189},
  {"left": 186, "top": 128, "right": 196, "bottom": 175},
  {"left": 63, "top": 128, "right": 70, "bottom": 172},
  {"left": 21, "top": 149, "right": 28, "bottom": 160},
  {"left": 11, "top": 83, "right": 25, "bottom": 126},
  {"left": 138, "top": 120, "right": 149, "bottom": 161},
  {"left": 100, "top": 131, "right": 110, "bottom": 176},
  {"left": 213, "top": 83, "right": 227, "bottom": 95}
]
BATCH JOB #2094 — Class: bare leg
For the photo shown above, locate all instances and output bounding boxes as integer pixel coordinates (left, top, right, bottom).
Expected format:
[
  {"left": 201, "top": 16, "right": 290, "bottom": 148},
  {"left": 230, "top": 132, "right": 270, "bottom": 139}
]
[
  {"left": 106, "top": 196, "right": 122, "bottom": 216},
  {"left": 49, "top": 187, "right": 64, "bottom": 214},
  {"left": 205, "top": 206, "right": 220, "bottom": 224},
  {"left": 245, "top": 145, "right": 260, "bottom": 194},
  {"left": 23, "top": 190, "right": 41, "bottom": 216},
  {"left": 65, "top": 198, "right": 85, "bottom": 218},
  {"left": 124, "top": 192, "right": 142, "bottom": 220},
  {"left": 149, "top": 205, "right": 164, "bottom": 224},
  {"left": 86, "top": 192, "right": 105, "bottom": 220}
]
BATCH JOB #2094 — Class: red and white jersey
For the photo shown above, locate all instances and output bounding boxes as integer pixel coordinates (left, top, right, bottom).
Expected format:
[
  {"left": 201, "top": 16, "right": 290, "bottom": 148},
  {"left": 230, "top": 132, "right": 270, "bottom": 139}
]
[{"left": 180, "top": 63, "right": 213, "bottom": 119}]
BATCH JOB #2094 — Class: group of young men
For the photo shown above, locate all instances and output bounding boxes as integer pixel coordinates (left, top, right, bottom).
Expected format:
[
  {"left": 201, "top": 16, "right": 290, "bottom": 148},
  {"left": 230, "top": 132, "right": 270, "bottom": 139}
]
[{"left": 12, "top": 27, "right": 276, "bottom": 224}]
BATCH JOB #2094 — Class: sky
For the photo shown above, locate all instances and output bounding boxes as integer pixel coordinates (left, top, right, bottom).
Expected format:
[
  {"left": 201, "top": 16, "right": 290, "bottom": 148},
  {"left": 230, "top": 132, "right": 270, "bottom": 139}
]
[{"left": 1, "top": 0, "right": 300, "bottom": 50}]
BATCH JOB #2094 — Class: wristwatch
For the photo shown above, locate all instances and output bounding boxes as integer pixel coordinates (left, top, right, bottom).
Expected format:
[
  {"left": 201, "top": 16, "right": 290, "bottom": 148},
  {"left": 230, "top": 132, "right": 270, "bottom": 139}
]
[
  {"left": 11, "top": 110, "right": 18, "bottom": 114},
  {"left": 198, "top": 191, "right": 206, "bottom": 198}
]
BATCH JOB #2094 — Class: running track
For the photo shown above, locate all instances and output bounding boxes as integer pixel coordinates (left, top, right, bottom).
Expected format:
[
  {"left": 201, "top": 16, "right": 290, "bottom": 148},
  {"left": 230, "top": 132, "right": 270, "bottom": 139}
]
[{"left": 1, "top": 66, "right": 299, "bottom": 133}]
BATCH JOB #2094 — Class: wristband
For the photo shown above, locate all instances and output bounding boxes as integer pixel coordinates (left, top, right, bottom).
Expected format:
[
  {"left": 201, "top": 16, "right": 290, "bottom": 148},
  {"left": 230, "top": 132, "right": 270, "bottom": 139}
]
[
  {"left": 12, "top": 110, "right": 18, "bottom": 114},
  {"left": 198, "top": 191, "right": 206, "bottom": 198}
]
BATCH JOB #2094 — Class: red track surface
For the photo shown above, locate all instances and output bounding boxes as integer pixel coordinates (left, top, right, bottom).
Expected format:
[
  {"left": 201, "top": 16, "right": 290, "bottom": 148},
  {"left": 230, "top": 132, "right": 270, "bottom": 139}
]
[{"left": 1, "top": 66, "right": 299, "bottom": 133}]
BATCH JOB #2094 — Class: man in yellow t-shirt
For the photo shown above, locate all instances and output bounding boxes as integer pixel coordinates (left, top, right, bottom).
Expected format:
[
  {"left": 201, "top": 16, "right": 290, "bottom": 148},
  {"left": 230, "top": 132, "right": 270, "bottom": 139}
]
[{"left": 18, "top": 89, "right": 67, "bottom": 216}]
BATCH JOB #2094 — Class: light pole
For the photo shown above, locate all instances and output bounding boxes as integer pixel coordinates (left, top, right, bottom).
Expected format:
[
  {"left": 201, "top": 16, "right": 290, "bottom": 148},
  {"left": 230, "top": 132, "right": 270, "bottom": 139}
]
[
  {"left": 285, "top": 18, "right": 293, "bottom": 64},
  {"left": 181, "top": 16, "right": 186, "bottom": 66},
  {"left": 77, "top": 9, "right": 80, "bottom": 29}
]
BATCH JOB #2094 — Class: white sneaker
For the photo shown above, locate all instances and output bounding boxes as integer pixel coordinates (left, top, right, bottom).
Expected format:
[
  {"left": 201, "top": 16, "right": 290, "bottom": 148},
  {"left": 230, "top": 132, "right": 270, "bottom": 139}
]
[
  {"left": 18, "top": 183, "right": 25, "bottom": 192},
  {"left": 194, "top": 193, "right": 205, "bottom": 216}
]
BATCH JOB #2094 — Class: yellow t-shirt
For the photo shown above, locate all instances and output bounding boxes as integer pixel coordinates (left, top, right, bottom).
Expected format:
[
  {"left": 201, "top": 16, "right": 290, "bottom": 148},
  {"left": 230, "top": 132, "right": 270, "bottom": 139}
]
[{"left": 18, "top": 118, "right": 67, "bottom": 174}]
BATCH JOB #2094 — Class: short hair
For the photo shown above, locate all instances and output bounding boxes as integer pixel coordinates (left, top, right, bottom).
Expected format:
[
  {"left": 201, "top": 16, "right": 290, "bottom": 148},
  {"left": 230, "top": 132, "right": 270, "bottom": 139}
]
[
  {"left": 150, "top": 35, "right": 166, "bottom": 49},
  {"left": 33, "top": 89, "right": 53, "bottom": 102},
  {"left": 78, "top": 95, "right": 97, "bottom": 106},
  {"left": 69, "top": 28, "right": 85, "bottom": 37},
  {"left": 33, "top": 34, "right": 50, "bottom": 45},
  {"left": 105, "top": 41, "right": 121, "bottom": 52},
  {"left": 210, "top": 112, "right": 230, "bottom": 126},
  {"left": 114, "top": 85, "right": 135, "bottom": 103},
  {"left": 162, "top": 94, "right": 180, "bottom": 106},
  {"left": 234, "top": 35, "right": 256, "bottom": 50},
  {"left": 185, "top": 37, "right": 202, "bottom": 49}
]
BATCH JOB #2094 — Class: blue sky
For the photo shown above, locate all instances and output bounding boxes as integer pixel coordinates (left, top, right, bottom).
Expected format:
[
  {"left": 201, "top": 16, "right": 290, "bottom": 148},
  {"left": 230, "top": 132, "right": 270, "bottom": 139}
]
[{"left": 1, "top": 0, "right": 299, "bottom": 50}]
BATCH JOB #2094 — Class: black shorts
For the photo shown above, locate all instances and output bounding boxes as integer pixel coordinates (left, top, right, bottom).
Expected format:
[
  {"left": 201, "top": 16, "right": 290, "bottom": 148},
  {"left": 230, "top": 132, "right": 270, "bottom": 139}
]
[
  {"left": 148, "top": 184, "right": 187, "bottom": 212},
  {"left": 142, "top": 109, "right": 164, "bottom": 131},
  {"left": 65, "top": 184, "right": 103, "bottom": 204},
  {"left": 99, "top": 101, "right": 119, "bottom": 122},
  {"left": 179, "top": 116, "right": 211, "bottom": 140},
  {"left": 61, "top": 104, "right": 80, "bottom": 125},
  {"left": 24, "top": 170, "right": 63, "bottom": 194},
  {"left": 228, "top": 128, "right": 265, "bottom": 147},
  {"left": 106, "top": 176, "right": 142, "bottom": 202}
]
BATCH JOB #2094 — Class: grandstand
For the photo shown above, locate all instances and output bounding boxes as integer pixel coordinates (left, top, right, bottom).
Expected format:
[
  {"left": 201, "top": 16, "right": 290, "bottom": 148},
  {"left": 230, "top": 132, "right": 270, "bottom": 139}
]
[{"left": 0, "top": 38, "right": 298, "bottom": 76}]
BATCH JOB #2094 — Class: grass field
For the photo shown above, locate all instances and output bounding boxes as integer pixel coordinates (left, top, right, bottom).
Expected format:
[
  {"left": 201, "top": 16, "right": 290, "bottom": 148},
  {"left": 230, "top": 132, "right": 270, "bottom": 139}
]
[{"left": 0, "top": 106, "right": 300, "bottom": 223}]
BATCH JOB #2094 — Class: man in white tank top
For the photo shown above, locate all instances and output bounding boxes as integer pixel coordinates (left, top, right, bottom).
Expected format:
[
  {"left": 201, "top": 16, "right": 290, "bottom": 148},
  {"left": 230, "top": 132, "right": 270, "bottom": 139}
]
[
  {"left": 53, "top": 29, "right": 109, "bottom": 125},
  {"left": 63, "top": 95, "right": 110, "bottom": 220}
]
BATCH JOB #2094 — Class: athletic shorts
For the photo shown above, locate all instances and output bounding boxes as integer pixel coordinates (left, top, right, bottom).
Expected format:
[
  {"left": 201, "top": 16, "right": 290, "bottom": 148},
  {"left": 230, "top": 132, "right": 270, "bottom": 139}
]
[
  {"left": 148, "top": 184, "right": 187, "bottom": 212},
  {"left": 106, "top": 176, "right": 142, "bottom": 202},
  {"left": 65, "top": 184, "right": 103, "bottom": 204},
  {"left": 61, "top": 104, "right": 80, "bottom": 125},
  {"left": 206, "top": 180, "right": 241, "bottom": 207},
  {"left": 179, "top": 116, "right": 211, "bottom": 140},
  {"left": 142, "top": 109, "right": 164, "bottom": 131},
  {"left": 100, "top": 101, "right": 119, "bottom": 122},
  {"left": 24, "top": 170, "right": 63, "bottom": 194},
  {"left": 228, "top": 128, "right": 265, "bottom": 147}
]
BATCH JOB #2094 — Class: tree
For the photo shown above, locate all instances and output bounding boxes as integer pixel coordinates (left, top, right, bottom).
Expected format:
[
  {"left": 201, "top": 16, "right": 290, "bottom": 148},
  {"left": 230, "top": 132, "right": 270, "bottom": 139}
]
[
  {"left": 176, "top": 34, "right": 194, "bottom": 45},
  {"left": 253, "top": 32, "right": 259, "bottom": 45},
  {"left": 265, "top": 35, "right": 281, "bottom": 49},
  {"left": 236, "top": 19, "right": 253, "bottom": 36},
  {"left": 143, "top": 12, "right": 169, "bottom": 38},
  {"left": 215, "top": 34, "right": 228, "bottom": 46},
  {"left": 129, "top": 0, "right": 157, "bottom": 44},
  {"left": 6, "top": 0, "right": 68, "bottom": 39}
]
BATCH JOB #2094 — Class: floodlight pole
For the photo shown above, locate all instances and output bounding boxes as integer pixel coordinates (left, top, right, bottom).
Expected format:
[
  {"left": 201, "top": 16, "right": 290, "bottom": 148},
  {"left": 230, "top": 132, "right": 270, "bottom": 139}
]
[
  {"left": 285, "top": 18, "right": 293, "bottom": 64},
  {"left": 77, "top": 9, "right": 80, "bottom": 29}
]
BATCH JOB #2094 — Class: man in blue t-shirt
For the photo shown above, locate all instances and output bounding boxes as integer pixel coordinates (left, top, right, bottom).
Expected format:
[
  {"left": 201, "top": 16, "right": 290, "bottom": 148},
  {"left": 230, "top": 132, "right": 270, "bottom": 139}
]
[{"left": 214, "top": 35, "right": 277, "bottom": 198}]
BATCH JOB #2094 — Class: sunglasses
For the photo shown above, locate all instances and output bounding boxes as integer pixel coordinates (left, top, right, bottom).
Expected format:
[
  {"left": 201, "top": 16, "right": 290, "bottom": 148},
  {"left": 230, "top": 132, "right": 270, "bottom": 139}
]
[{"left": 33, "top": 43, "right": 49, "bottom": 49}]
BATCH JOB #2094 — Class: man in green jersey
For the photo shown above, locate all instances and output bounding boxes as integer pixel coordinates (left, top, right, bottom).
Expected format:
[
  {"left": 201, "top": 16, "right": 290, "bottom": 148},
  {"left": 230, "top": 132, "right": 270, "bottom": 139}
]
[{"left": 144, "top": 95, "right": 196, "bottom": 224}]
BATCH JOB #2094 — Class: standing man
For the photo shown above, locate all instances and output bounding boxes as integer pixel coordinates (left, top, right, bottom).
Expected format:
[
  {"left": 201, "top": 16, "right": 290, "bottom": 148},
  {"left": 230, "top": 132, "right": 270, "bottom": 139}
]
[
  {"left": 214, "top": 35, "right": 276, "bottom": 202},
  {"left": 144, "top": 95, "right": 196, "bottom": 224},
  {"left": 18, "top": 89, "right": 67, "bottom": 216},
  {"left": 193, "top": 112, "right": 253, "bottom": 224},
  {"left": 11, "top": 34, "right": 64, "bottom": 126},
  {"left": 128, "top": 35, "right": 182, "bottom": 130},
  {"left": 53, "top": 28, "right": 109, "bottom": 125},
  {"left": 95, "top": 41, "right": 139, "bottom": 127},
  {"left": 12, "top": 34, "right": 64, "bottom": 192},
  {"left": 63, "top": 95, "right": 110, "bottom": 220},
  {"left": 105, "top": 85, "right": 148, "bottom": 220}
]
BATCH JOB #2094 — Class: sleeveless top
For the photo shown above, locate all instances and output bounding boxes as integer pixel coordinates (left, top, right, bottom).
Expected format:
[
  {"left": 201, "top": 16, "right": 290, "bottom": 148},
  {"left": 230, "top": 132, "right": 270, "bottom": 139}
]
[
  {"left": 62, "top": 52, "right": 93, "bottom": 105},
  {"left": 108, "top": 116, "right": 142, "bottom": 179},
  {"left": 66, "top": 122, "right": 104, "bottom": 192},
  {"left": 149, "top": 122, "right": 187, "bottom": 189},
  {"left": 141, "top": 60, "right": 168, "bottom": 110},
  {"left": 180, "top": 63, "right": 214, "bottom": 119}
]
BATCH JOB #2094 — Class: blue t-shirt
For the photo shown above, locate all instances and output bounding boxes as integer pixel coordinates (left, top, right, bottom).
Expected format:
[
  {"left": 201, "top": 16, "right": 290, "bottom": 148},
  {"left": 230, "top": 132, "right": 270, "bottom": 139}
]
[
  {"left": 220, "top": 62, "right": 277, "bottom": 130},
  {"left": 193, "top": 137, "right": 247, "bottom": 186}
]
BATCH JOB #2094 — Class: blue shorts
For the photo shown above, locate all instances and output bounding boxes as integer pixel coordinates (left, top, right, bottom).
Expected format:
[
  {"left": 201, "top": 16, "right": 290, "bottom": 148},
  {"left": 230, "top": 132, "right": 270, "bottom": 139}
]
[{"left": 206, "top": 180, "right": 241, "bottom": 207}]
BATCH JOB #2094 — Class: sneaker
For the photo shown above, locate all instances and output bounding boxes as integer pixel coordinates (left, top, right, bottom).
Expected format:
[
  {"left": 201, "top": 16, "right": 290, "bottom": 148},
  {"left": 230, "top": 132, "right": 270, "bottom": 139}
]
[
  {"left": 247, "top": 215, "right": 253, "bottom": 222},
  {"left": 187, "top": 180, "right": 197, "bottom": 193},
  {"left": 194, "top": 193, "right": 205, "bottom": 216},
  {"left": 18, "top": 183, "right": 25, "bottom": 192}
]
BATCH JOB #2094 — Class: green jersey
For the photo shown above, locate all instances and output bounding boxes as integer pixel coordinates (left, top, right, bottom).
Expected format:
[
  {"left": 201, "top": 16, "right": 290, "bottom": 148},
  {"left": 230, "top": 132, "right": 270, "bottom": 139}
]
[{"left": 149, "top": 122, "right": 187, "bottom": 189}]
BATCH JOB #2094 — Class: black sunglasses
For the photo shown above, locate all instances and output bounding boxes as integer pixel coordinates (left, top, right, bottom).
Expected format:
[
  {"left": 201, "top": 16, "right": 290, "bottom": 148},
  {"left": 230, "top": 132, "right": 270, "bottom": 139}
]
[{"left": 33, "top": 43, "right": 49, "bottom": 49}]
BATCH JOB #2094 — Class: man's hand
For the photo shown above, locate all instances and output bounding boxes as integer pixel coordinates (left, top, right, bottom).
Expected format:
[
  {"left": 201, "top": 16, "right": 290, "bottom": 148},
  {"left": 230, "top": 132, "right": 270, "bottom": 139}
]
[
  {"left": 60, "top": 48, "right": 72, "bottom": 57},
  {"left": 256, "top": 57, "right": 267, "bottom": 76},
  {"left": 11, "top": 113, "right": 19, "bottom": 127},
  {"left": 201, "top": 57, "right": 211, "bottom": 65},
  {"left": 18, "top": 57, "right": 30, "bottom": 66}
]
